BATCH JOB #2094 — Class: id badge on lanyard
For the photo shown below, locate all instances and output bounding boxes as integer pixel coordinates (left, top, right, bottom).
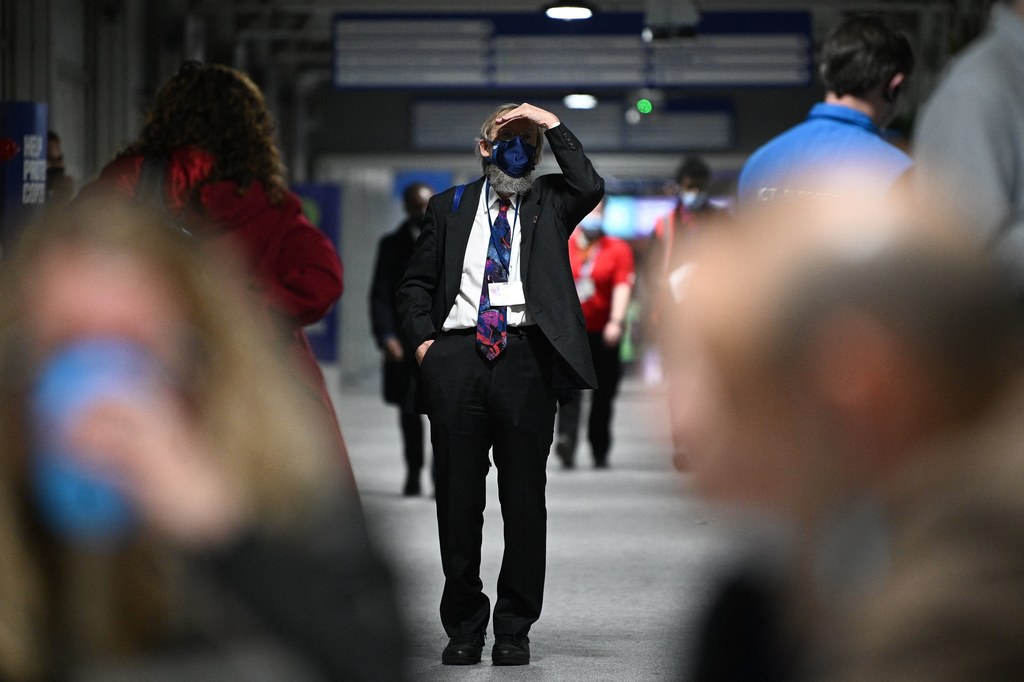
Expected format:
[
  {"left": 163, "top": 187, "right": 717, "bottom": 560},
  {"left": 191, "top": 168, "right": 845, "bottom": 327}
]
[
  {"left": 575, "top": 244, "right": 600, "bottom": 302},
  {"left": 489, "top": 281, "right": 526, "bottom": 306},
  {"left": 576, "top": 278, "right": 596, "bottom": 302}
]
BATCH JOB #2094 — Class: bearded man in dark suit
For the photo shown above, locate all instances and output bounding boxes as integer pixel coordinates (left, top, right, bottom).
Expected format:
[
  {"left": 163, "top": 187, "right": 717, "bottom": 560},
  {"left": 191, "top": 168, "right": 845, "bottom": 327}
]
[{"left": 397, "top": 102, "right": 603, "bottom": 667}]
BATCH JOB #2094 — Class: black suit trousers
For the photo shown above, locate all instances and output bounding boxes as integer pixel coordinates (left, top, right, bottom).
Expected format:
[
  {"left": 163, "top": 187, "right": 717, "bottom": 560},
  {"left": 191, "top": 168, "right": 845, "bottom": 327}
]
[
  {"left": 557, "top": 331, "right": 624, "bottom": 463},
  {"left": 419, "top": 326, "right": 556, "bottom": 638}
]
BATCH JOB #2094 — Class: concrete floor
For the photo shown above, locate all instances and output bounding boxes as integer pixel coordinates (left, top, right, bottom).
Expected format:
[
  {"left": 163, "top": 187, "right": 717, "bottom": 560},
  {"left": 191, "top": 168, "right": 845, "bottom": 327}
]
[{"left": 334, "top": 374, "right": 733, "bottom": 681}]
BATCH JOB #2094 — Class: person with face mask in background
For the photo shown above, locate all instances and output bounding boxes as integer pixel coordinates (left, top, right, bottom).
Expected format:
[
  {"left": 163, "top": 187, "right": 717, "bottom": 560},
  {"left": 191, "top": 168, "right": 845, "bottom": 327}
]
[
  {"left": 370, "top": 181, "right": 435, "bottom": 496},
  {"left": 46, "top": 130, "right": 75, "bottom": 207},
  {"left": 555, "top": 200, "right": 635, "bottom": 469},
  {"left": 397, "top": 102, "right": 603, "bottom": 666},
  {"left": 649, "top": 155, "right": 723, "bottom": 288},
  {"left": 0, "top": 197, "right": 406, "bottom": 681},
  {"left": 644, "top": 155, "right": 727, "bottom": 471}
]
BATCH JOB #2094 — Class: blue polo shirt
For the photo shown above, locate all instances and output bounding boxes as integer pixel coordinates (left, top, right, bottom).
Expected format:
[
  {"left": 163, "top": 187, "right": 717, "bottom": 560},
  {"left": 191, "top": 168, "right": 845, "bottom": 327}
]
[{"left": 737, "top": 103, "right": 913, "bottom": 205}]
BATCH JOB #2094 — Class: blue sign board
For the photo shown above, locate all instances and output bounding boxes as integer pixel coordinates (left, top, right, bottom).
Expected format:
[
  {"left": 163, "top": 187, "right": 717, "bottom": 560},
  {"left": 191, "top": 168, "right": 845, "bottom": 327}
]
[
  {"left": 293, "top": 183, "right": 342, "bottom": 363},
  {"left": 0, "top": 101, "right": 48, "bottom": 249},
  {"left": 393, "top": 170, "right": 454, "bottom": 200}
]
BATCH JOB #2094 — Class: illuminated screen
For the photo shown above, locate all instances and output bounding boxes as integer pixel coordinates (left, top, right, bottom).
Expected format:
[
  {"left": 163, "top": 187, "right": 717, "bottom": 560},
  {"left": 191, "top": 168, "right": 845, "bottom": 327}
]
[{"left": 602, "top": 195, "right": 677, "bottom": 240}]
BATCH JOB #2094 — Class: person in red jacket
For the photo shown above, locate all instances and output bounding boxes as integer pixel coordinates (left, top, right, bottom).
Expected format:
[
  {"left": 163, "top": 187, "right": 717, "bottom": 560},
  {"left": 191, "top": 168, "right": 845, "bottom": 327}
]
[
  {"left": 78, "top": 61, "right": 352, "bottom": 489},
  {"left": 555, "top": 200, "right": 635, "bottom": 469}
]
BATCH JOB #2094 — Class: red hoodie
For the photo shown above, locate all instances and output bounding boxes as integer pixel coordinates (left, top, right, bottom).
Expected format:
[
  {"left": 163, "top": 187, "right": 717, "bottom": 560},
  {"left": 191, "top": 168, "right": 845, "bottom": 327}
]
[{"left": 81, "top": 147, "right": 354, "bottom": 487}]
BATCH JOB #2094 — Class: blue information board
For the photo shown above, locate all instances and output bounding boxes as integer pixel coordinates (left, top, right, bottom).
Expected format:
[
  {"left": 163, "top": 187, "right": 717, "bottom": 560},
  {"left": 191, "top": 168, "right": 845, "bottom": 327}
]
[
  {"left": 293, "top": 183, "right": 342, "bottom": 363},
  {"left": 0, "top": 101, "right": 48, "bottom": 249},
  {"left": 393, "top": 170, "right": 454, "bottom": 200}
]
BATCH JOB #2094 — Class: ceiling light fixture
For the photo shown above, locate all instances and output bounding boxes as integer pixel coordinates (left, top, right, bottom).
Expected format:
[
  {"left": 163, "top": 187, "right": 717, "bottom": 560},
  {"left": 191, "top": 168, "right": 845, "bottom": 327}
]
[
  {"left": 643, "top": 0, "right": 700, "bottom": 40},
  {"left": 544, "top": 3, "right": 595, "bottom": 21},
  {"left": 563, "top": 94, "right": 598, "bottom": 109}
]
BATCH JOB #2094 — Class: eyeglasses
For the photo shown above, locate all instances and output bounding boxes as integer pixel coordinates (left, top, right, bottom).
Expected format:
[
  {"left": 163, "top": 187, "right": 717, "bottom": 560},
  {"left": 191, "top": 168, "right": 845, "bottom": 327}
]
[{"left": 492, "top": 119, "right": 540, "bottom": 142}]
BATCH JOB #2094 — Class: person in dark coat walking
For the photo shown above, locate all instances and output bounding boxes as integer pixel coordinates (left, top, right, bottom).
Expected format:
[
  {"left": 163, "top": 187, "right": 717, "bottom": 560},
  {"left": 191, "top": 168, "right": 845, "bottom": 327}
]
[{"left": 370, "top": 182, "right": 434, "bottom": 496}]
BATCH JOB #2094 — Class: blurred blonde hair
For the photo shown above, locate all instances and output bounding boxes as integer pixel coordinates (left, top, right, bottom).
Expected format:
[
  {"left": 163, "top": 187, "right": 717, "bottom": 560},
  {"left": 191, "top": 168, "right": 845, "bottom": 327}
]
[{"left": 0, "top": 195, "right": 338, "bottom": 677}]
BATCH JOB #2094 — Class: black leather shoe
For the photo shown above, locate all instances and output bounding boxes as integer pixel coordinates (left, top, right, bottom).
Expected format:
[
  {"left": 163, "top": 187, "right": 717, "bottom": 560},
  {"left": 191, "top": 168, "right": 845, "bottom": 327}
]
[
  {"left": 442, "top": 632, "right": 484, "bottom": 665},
  {"left": 555, "top": 437, "right": 575, "bottom": 469},
  {"left": 402, "top": 474, "right": 421, "bottom": 496},
  {"left": 492, "top": 634, "right": 530, "bottom": 666}
]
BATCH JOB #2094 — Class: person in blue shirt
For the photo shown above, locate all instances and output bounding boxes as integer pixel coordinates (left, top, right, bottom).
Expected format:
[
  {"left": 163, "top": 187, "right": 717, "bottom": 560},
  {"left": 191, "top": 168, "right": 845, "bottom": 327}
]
[{"left": 738, "top": 15, "right": 915, "bottom": 205}]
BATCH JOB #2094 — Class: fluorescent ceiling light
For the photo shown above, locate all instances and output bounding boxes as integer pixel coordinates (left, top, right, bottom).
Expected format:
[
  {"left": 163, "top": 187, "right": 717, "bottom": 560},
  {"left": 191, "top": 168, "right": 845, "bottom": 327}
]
[
  {"left": 563, "top": 94, "right": 598, "bottom": 109},
  {"left": 545, "top": 4, "right": 594, "bottom": 21}
]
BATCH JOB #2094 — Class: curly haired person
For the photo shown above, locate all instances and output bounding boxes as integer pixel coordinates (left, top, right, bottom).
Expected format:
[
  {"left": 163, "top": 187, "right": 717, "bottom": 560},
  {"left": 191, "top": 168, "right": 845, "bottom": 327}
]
[{"left": 78, "top": 62, "right": 352, "bottom": 489}]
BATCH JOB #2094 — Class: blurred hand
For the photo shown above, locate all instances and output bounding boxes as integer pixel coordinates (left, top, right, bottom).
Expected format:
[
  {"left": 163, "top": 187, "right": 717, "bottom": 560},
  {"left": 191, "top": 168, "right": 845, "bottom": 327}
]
[
  {"left": 71, "top": 392, "right": 248, "bottom": 547},
  {"left": 384, "top": 336, "right": 405, "bottom": 363},
  {"left": 415, "top": 339, "right": 434, "bottom": 366},
  {"left": 603, "top": 320, "right": 623, "bottom": 347}
]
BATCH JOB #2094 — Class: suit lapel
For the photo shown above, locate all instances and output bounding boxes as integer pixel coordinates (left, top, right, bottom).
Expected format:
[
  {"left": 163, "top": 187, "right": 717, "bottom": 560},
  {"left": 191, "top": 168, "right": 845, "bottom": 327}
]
[
  {"left": 445, "top": 178, "right": 484, "bottom": 304},
  {"left": 518, "top": 187, "right": 541, "bottom": 282}
]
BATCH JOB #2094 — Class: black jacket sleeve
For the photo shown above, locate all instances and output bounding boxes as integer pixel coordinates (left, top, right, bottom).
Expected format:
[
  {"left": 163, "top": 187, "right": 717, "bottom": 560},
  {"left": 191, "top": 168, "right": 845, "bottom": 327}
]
[
  {"left": 544, "top": 123, "right": 605, "bottom": 239},
  {"left": 369, "top": 232, "right": 400, "bottom": 347},
  {"left": 396, "top": 193, "right": 448, "bottom": 351}
]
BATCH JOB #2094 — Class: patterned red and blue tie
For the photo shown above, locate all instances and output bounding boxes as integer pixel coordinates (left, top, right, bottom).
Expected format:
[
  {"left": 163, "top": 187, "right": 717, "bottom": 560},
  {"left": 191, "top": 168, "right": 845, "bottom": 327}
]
[{"left": 476, "top": 198, "right": 512, "bottom": 361}]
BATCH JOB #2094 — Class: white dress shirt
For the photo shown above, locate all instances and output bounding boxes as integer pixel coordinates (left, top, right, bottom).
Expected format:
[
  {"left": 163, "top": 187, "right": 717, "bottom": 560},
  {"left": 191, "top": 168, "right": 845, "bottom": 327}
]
[{"left": 442, "top": 183, "right": 533, "bottom": 330}]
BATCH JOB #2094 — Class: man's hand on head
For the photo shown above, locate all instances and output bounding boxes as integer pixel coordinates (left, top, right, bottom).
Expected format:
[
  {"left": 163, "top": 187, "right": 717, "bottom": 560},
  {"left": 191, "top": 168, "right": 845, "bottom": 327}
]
[{"left": 496, "top": 103, "right": 560, "bottom": 131}]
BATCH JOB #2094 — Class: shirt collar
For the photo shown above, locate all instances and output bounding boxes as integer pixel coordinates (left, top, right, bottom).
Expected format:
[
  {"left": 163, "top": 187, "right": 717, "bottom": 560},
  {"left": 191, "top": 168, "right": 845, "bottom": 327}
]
[
  {"left": 807, "top": 102, "right": 879, "bottom": 135},
  {"left": 486, "top": 183, "right": 518, "bottom": 209}
]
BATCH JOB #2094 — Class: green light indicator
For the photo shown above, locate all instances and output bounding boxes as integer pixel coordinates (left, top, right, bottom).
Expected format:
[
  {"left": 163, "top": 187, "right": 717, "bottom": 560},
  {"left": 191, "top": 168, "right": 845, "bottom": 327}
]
[{"left": 636, "top": 98, "right": 653, "bottom": 114}]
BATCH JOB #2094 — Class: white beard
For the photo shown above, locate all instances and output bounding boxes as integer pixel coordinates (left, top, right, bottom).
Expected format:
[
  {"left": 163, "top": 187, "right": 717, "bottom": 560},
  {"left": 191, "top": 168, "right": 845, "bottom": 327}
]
[{"left": 486, "top": 164, "right": 533, "bottom": 196}]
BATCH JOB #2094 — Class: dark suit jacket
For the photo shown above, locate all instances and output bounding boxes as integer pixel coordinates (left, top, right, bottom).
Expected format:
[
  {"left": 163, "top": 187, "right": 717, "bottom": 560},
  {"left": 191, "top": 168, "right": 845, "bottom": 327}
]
[
  {"left": 397, "top": 123, "right": 604, "bottom": 408},
  {"left": 370, "top": 219, "right": 419, "bottom": 405}
]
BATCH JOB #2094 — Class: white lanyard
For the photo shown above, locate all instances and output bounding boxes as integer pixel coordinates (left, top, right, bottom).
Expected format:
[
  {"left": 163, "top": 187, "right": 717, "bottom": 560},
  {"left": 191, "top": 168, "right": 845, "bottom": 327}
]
[{"left": 579, "top": 242, "right": 601, "bottom": 280}]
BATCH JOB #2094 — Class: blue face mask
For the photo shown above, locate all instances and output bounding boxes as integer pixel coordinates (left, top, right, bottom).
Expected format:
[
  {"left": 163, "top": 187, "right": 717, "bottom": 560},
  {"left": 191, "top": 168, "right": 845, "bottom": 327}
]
[
  {"left": 489, "top": 135, "right": 537, "bottom": 178},
  {"left": 29, "top": 338, "right": 158, "bottom": 547},
  {"left": 579, "top": 213, "right": 604, "bottom": 241},
  {"left": 681, "top": 190, "right": 707, "bottom": 210}
]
